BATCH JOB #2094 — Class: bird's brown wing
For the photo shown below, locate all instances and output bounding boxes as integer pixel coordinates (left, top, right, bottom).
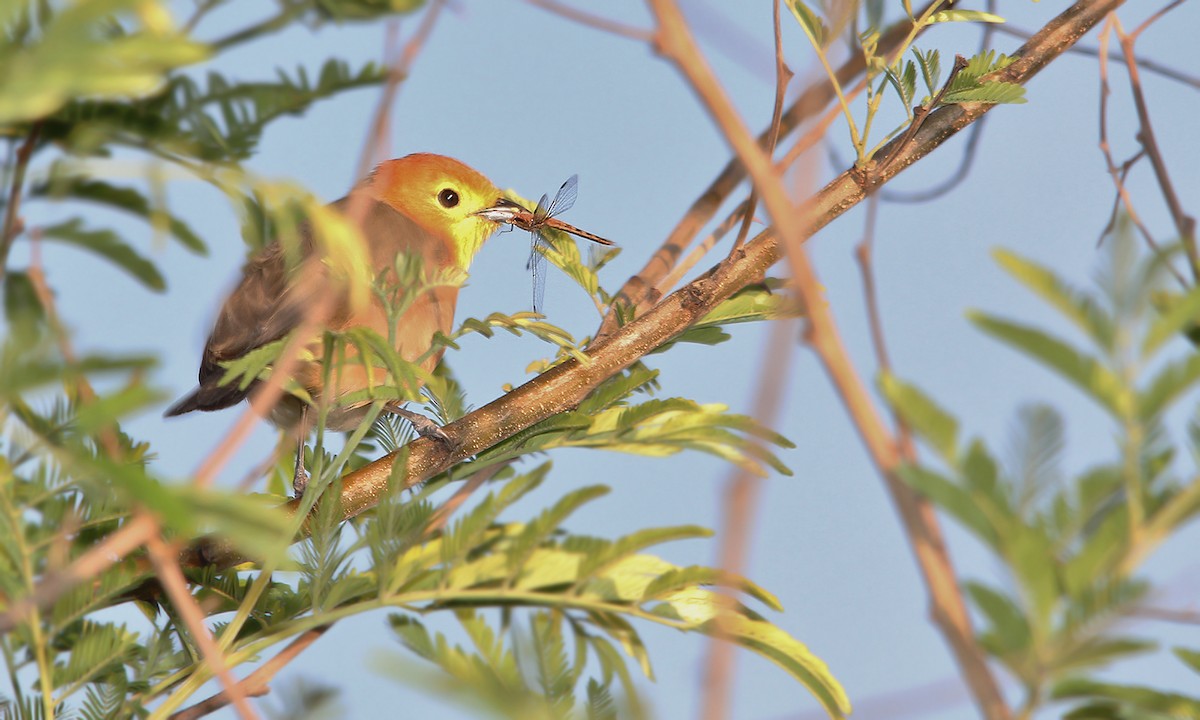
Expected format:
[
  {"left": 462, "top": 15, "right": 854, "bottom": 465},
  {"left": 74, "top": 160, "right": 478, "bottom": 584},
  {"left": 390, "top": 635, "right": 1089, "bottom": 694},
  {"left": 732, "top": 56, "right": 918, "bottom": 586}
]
[
  {"left": 164, "top": 229, "right": 318, "bottom": 416},
  {"left": 165, "top": 197, "right": 449, "bottom": 418}
]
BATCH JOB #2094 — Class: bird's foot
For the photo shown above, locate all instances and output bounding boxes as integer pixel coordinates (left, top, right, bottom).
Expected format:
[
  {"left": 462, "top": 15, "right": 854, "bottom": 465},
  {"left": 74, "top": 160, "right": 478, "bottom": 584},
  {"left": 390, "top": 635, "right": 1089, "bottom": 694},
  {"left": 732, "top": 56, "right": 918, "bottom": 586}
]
[
  {"left": 291, "top": 444, "right": 310, "bottom": 497},
  {"left": 385, "top": 403, "right": 456, "bottom": 449}
]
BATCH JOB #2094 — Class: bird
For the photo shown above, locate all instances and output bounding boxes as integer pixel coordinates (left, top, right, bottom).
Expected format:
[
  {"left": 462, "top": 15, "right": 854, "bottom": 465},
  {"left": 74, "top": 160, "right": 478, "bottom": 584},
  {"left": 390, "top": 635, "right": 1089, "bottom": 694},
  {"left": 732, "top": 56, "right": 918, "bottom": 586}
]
[{"left": 165, "top": 153, "right": 516, "bottom": 493}]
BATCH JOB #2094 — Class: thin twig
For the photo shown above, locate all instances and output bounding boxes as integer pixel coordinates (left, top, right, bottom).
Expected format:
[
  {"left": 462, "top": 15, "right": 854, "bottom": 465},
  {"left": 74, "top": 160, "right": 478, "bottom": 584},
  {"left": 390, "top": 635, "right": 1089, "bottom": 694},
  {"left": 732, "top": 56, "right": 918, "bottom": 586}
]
[
  {"left": 596, "top": 3, "right": 940, "bottom": 339},
  {"left": 992, "top": 23, "right": 1200, "bottom": 90},
  {"left": 0, "top": 121, "right": 41, "bottom": 281},
  {"left": 855, "top": 195, "right": 915, "bottom": 458},
  {"left": 169, "top": 625, "right": 332, "bottom": 720},
  {"left": 1112, "top": 11, "right": 1198, "bottom": 279},
  {"left": 878, "top": 55, "right": 969, "bottom": 173},
  {"left": 646, "top": 1, "right": 1010, "bottom": 718},
  {"left": 655, "top": 198, "right": 752, "bottom": 298},
  {"left": 880, "top": 0, "right": 998, "bottom": 204},
  {"left": 730, "top": 0, "right": 791, "bottom": 257},
  {"left": 146, "top": 530, "right": 259, "bottom": 719},
  {"left": 700, "top": 317, "right": 798, "bottom": 720},
  {"left": 356, "top": 0, "right": 446, "bottom": 181},
  {"left": 422, "top": 461, "right": 512, "bottom": 540},
  {"left": 523, "top": 0, "right": 653, "bottom": 42},
  {"left": 0, "top": 513, "right": 157, "bottom": 633},
  {"left": 1129, "top": 606, "right": 1200, "bottom": 624},
  {"left": 1094, "top": 18, "right": 1185, "bottom": 285}
]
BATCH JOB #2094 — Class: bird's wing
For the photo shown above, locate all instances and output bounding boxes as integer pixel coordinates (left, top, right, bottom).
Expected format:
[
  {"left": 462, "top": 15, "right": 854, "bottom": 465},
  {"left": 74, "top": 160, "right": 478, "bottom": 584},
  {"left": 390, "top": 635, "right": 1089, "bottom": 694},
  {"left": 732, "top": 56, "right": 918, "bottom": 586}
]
[{"left": 166, "top": 225, "right": 321, "bottom": 415}]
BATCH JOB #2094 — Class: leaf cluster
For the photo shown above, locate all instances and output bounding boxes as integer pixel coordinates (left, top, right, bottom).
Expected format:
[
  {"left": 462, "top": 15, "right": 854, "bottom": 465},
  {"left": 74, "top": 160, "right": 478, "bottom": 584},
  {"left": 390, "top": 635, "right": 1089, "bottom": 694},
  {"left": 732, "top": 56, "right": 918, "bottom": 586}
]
[{"left": 883, "top": 228, "right": 1200, "bottom": 716}]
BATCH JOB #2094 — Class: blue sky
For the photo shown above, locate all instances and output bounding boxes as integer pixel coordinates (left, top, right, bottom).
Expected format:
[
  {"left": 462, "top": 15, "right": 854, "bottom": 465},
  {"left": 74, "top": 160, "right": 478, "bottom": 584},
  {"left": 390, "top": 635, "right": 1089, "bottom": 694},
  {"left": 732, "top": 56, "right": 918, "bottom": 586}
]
[{"left": 16, "top": 1, "right": 1200, "bottom": 718}]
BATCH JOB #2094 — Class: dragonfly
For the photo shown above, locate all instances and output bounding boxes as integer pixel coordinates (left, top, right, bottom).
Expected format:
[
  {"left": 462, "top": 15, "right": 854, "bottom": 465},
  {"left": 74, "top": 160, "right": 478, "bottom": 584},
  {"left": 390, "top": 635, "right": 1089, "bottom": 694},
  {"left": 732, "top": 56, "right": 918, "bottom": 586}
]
[{"left": 477, "top": 175, "right": 615, "bottom": 312}]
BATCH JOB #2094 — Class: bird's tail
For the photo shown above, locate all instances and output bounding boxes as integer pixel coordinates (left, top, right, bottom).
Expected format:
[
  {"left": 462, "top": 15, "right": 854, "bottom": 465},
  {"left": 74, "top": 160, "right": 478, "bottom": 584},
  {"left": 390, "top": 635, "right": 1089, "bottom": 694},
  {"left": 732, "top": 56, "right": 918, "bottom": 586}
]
[{"left": 163, "top": 382, "right": 248, "bottom": 417}]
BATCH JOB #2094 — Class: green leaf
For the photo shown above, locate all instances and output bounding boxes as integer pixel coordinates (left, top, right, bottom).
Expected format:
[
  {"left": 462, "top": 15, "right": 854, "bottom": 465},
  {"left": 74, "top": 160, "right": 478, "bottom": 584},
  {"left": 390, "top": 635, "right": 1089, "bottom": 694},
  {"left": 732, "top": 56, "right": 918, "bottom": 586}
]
[
  {"left": 33, "top": 178, "right": 207, "bottom": 255},
  {"left": 507, "top": 486, "right": 610, "bottom": 580},
  {"left": 941, "top": 51, "right": 1025, "bottom": 105},
  {"left": 898, "top": 464, "right": 999, "bottom": 548},
  {"left": 1138, "top": 353, "right": 1200, "bottom": 421},
  {"left": 1143, "top": 285, "right": 1200, "bottom": 358},
  {"left": 697, "top": 281, "right": 800, "bottom": 326},
  {"left": 789, "top": 1, "right": 828, "bottom": 48},
  {"left": 640, "top": 566, "right": 781, "bottom": 611},
  {"left": 965, "top": 582, "right": 1031, "bottom": 661},
  {"left": 72, "top": 384, "right": 165, "bottom": 434},
  {"left": 941, "top": 82, "right": 1026, "bottom": 105},
  {"left": 928, "top": 10, "right": 1006, "bottom": 24},
  {"left": 879, "top": 374, "right": 959, "bottom": 465},
  {"left": 912, "top": 47, "right": 941, "bottom": 97},
  {"left": 970, "top": 312, "right": 1126, "bottom": 417},
  {"left": 41, "top": 219, "right": 166, "bottom": 291},
  {"left": 1175, "top": 647, "right": 1200, "bottom": 675},
  {"left": 1052, "top": 678, "right": 1200, "bottom": 717},
  {"left": 702, "top": 607, "right": 850, "bottom": 719},
  {"left": 992, "top": 249, "right": 1114, "bottom": 352},
  {"left": 175, "top": 487, "right": 292, "bottom": 559},
  {"left": 0, "top": 0, "right": 209, "bottom": 123}
]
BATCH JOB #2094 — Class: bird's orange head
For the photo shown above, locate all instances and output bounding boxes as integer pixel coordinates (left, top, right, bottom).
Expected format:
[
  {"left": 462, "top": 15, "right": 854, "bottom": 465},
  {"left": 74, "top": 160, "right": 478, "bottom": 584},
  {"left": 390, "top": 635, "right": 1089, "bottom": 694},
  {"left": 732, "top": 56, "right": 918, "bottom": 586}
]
[{"left": 367, "top": 153, "right": 508, "bottom": 270}]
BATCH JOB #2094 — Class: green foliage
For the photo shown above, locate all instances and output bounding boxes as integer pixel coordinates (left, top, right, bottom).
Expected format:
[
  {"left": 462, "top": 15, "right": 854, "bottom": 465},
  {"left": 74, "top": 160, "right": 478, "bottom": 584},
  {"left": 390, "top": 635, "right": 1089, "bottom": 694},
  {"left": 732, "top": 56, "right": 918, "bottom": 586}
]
[
  {"left": 0, "top": 0, "right": 209, "bottom": 124},
  {"left": 886, "top": 229, "right": 1200, "bottom": 716},
  {"left": 0, "top": 0, "right": 852, "bottom": 717},
  {"left": 793, "top": 2, "right": 1024, "bottom": 164},
  {"left": 39, "top": 218, "right": 167, "bottom": 291},
  {"left": 31, "top": 176, "right": 207, "bottom": 255},
  {"left": 940, "top": 51, "right": 1026, "bottom": 105}
]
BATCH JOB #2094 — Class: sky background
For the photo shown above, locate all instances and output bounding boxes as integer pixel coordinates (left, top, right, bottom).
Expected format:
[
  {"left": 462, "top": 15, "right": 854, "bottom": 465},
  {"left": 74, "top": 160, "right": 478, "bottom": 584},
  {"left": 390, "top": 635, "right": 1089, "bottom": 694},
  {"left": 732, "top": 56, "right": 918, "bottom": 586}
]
[{"left": 14, "top": 0, "right": 1200, "bottom": 718}]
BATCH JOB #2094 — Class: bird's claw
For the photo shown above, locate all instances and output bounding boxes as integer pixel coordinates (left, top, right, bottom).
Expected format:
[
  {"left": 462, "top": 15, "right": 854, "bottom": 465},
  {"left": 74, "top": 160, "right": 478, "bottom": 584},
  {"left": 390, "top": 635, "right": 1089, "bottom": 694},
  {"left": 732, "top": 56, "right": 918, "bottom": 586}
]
[
  {"left": 386, "top": 404, "right": 457, "bottom": 450},
  {"left": 292, "top": 466, "right": 310, "bottom": 497}
]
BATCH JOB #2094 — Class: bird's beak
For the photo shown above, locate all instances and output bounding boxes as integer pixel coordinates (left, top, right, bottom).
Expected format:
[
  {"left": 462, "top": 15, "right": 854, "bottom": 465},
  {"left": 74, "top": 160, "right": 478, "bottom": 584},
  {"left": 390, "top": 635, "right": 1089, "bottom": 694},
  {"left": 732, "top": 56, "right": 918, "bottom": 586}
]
[{"left": 473, "top": 197, "right": 527, "bottom": 223}]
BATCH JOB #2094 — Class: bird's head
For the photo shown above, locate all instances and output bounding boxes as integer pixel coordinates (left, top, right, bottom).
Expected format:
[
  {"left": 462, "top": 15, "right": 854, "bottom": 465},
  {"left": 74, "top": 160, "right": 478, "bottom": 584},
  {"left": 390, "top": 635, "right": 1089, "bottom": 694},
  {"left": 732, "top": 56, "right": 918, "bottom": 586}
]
[{"left": 367, "top": 153, "right": 513, "bottom": 270}]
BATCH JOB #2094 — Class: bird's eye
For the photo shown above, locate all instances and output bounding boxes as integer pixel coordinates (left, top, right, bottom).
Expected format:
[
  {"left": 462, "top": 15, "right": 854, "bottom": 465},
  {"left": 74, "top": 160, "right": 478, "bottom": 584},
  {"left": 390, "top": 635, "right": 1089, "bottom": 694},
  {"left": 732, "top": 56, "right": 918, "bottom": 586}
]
[{"left": 437, "top": 188, "right": 460, "bottom": 208}]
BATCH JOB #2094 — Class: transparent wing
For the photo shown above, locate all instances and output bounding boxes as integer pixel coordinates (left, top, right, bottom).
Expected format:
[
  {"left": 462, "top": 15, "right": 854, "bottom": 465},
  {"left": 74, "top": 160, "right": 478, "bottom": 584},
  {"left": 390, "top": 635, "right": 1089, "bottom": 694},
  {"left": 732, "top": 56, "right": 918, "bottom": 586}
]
[
  {"left": 527, "top": 228, "right": 549, "bottom": 313},
  {"left": 542, "top": 174, "right": 578, "bottom": 221},
  {"left": 532, "top": 192, "right": 552, "bottom": 225}
]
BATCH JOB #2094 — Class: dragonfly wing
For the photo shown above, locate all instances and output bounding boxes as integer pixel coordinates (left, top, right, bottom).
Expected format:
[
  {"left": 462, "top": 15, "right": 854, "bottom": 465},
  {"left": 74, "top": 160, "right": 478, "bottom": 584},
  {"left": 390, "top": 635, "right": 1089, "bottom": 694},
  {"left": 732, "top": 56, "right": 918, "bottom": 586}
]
[
  {"left": 532, "top": 192, "right": 551, "bottom": 225},
  {"left": 527, "top": 229, "right": 549, "bottom": 312},
  {"left": 544, "top": 174, "right": 578, "bottom": 220}
]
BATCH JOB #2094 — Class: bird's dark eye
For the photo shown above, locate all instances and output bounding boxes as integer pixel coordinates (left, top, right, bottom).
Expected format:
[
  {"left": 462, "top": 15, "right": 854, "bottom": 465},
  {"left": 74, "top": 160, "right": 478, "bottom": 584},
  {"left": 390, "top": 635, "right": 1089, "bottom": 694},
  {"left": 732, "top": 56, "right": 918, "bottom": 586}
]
[{"left": 437, "top": 188, "right": 460, "bottom": 208}]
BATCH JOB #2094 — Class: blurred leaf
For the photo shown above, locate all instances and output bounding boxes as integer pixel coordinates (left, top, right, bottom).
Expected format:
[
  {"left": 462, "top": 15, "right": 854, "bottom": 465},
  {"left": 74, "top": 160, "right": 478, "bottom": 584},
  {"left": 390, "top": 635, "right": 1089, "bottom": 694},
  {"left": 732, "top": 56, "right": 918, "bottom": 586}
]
[
  {"left": 992, "top": 249, "right": 1114, "bottom": 352},
  {"left": 1138, "top": 353, "right": 1200, "bottom": 422},
  {"left": 898, "top": 464, "right": 999, "bottom": 547},
  {"left": 1052, "top": 678, "right": 1200, "bottom": 717},
  {"left": 176, "top": 487, "right": 292, "bottom": 559},
  {"left": 1143, "top": 285, "right": 1200, "bottom": 358},
  {"left": 41, "top": 219, "right": 166, "bottom": 291},
  {"left": 0, "top": 0, "right": 209, "bottom": 123},
  {"left": 879, "top": 373, "right": 959, "bottom": 465},
  {"left": 32, "top": 178, "right": 207, "bottom": 254},
  {"left": 789, "top": 1, "right": 829, "bottom": 48},
  {"left": 4, "top": 271, "right": 46, "bottom": 332},
  {"left": 970, "top": 312, "right": 1124, "bottom": 417},
  {"left": 72, "top": 384, "right": 165, "bottom": 434},
  {"left": 692, "top": 604, "right": 850, "bottom": 719},
  {"left": 1175, "top": 648, "right": 1200, "bottom": 674},
  {"left": 965, "top": 581, "right": 1031, "bottom": 667},
  {"left": 928, "top": 10, "right": 1006, "bottom": 24}
]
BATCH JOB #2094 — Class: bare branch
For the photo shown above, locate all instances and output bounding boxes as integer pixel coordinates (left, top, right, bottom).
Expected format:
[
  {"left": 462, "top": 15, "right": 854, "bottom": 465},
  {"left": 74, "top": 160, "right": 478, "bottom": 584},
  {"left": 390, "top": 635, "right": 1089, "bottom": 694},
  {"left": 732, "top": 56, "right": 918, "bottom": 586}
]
[
  {"left": 147, "top": 528, "right": 258, "bottom": 719},
  {"left": 523, "top": 0, "right": 653, "bottom": 42},
  {"left": 170, "top": 626, "right": 331, "bottom": 720}
]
